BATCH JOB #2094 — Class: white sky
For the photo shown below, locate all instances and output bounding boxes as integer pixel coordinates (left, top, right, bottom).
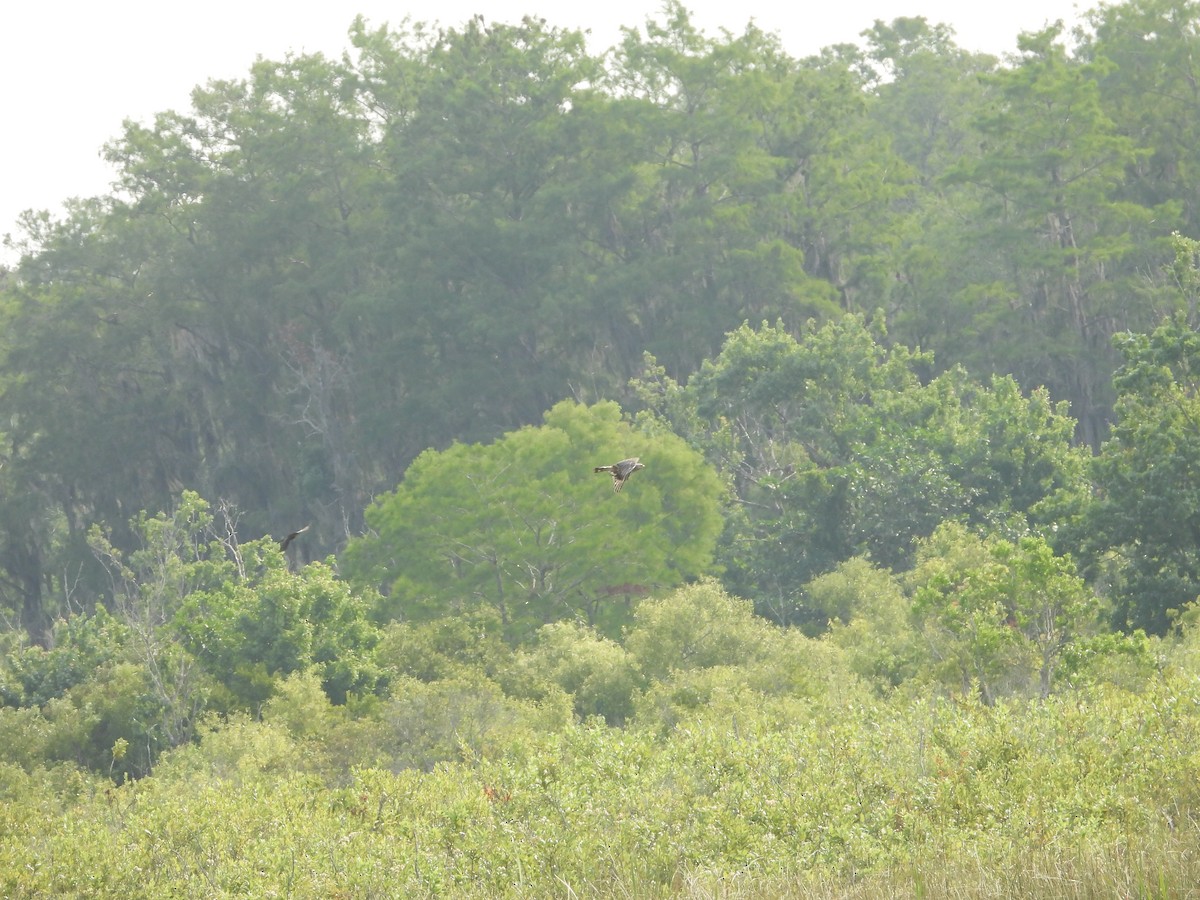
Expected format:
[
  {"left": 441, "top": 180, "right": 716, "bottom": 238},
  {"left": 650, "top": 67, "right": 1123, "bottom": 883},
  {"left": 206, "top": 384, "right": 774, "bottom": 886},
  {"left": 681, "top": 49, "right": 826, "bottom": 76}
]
[{"left": 2, "top": 0, "right": 1084, "bottom": 265}]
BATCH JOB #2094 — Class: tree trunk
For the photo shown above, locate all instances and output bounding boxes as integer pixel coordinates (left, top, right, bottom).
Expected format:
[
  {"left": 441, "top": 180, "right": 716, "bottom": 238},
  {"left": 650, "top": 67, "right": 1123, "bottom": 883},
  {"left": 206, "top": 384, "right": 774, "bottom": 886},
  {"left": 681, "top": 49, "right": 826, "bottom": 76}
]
[{"left": 10, "top": 538, "right": 52, "bottom": 648}]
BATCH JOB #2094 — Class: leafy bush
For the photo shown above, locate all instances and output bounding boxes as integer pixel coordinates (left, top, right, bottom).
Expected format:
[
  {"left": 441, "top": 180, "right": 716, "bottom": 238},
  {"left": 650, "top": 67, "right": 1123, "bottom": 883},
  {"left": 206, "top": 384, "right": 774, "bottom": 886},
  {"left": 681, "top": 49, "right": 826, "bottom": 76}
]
[
  {"left": 0, "top": 608, "right": 129, "bottom": 708},
  {"left": 374, "top": 608, "right": 514, "bottom": 683},
  {"left": 810, "top": 557, "right": 926, "bottom": 692},
  {"left": 179, "top": 561, "right": 382, "bottom": 707},
  {"left": 515, "top": 620, "right": 642, "bottom": 725},
  {"left": 5, "top": 673, "right": 1200, "bottom": 897},
  {"left": 625, "top": 580, "right": 777, "bottom": 678},
  {"left": 370, "top": 674, "right": 572, "bottom": 771}
]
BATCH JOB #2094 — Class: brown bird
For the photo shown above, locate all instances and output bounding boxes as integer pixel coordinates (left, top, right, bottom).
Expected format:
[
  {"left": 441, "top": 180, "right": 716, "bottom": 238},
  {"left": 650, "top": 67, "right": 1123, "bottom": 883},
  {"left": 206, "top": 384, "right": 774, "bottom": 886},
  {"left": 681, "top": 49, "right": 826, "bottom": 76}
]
[
  {"left": 279, "top": 524, "right": 310, "bottom": 552},
  {"left": 594, "top": 457, "right": 644, "bottom": 493}
]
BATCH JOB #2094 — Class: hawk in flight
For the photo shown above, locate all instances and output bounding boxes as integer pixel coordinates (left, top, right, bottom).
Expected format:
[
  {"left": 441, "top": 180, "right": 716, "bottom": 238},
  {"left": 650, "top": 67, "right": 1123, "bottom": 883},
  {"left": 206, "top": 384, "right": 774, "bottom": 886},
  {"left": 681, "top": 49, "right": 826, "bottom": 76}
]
[
  {"left": 594, "top": 457, "right": 644, "bottom": 493},
  {"left": 279, "top": 524, "right": 310, "bottom": 552}
]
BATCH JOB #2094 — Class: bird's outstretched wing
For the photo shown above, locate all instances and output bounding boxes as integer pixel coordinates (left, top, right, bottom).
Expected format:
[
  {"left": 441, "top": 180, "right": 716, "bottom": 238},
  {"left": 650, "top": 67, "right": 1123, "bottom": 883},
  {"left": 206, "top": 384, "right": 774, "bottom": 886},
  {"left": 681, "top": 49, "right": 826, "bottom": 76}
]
[
  {"left": 279, "top": 524, "right": 310, "bottom": 552},
  {"left": 594, "top": 457, "right": 644, "bottom": 492}
]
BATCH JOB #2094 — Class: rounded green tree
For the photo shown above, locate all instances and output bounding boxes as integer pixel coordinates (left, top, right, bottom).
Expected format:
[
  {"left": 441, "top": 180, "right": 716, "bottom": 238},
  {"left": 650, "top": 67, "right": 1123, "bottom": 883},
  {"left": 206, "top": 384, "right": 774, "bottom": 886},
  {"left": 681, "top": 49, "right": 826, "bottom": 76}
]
[{"left": 344, "top": 400, "right": 725, "bottom": 641}]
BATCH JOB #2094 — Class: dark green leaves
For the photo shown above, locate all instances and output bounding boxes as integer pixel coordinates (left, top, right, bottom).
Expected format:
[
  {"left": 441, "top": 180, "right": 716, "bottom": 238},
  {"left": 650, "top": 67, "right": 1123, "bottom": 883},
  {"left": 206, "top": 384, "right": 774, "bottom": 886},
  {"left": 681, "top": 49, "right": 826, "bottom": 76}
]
[{"left": 1086, "top": 304, "right": 1200, "bottom": 633}]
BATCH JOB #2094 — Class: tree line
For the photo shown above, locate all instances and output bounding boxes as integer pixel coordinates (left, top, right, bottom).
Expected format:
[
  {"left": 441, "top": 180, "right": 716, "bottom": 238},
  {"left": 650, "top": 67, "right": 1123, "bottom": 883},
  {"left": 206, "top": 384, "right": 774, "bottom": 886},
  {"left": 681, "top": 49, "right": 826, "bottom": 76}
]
[{"left": 3, "top": 0, "right": 1200, "bottom": 646}]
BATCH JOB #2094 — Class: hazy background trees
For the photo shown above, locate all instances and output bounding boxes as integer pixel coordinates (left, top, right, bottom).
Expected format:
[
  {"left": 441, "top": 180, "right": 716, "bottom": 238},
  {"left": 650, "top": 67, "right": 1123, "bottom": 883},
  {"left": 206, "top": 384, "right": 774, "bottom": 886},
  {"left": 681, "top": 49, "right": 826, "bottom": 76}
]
[{"left": 2, "top": 0, "right": 1200, "bottom": 744}]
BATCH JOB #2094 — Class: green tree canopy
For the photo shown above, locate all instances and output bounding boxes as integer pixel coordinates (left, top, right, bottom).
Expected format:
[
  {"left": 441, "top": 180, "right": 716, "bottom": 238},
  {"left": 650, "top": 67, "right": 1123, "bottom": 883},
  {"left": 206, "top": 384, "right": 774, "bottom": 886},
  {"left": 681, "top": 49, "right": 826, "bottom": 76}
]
[
  {"left": 343, "top": 400, "right": 725, "bottom": 640},
  {"left": 90, "top": 492, "right": 382, "bottom": 714},
  {"left": 910, "top": 522, "right": 1099, "bottom": 701},
  {"left": 634, "top": 315, "right": 1087, "bottom": 627},
  {"left": 1085, "top": 281, "right": 1200, "bottom": 633},
  {"left": 177, "top": 561, "right": 382, "bottom": 707}
]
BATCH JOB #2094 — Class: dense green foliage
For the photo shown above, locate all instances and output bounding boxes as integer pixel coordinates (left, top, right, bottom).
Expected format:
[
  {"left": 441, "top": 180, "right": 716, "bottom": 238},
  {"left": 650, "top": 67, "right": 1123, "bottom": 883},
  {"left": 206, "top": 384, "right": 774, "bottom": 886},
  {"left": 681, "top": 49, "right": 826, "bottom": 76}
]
[
  {"left": 344, "top": 400, "right": 724, "bottom": 639},
  {"left": 1083, "top": 270, "right": 1200, "bottom": 632},
  {"left": 7, "top": 1, "right": 1200, "bottom": 894},
  {"left": 6, "top": 0, "right": 1200, "bottom": 638},
  {"left": 634, "top": 316, "right": 1088, "bottom": 626},
  {"left": 0, "top": 581, "right": 1194, "bottom": 897}
]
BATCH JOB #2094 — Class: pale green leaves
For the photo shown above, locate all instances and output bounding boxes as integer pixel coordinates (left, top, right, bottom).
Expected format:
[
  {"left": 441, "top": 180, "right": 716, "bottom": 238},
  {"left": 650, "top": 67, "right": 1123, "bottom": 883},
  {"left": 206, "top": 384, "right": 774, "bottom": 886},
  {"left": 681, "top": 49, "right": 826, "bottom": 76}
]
[{"left": 345, "top": 400, "right": 724, "bottom": 640}]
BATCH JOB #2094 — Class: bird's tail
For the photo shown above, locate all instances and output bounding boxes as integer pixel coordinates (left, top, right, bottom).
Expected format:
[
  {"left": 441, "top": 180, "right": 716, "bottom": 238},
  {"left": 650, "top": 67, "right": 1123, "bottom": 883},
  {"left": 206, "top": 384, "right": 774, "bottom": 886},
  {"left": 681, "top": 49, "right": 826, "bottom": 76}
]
[{"left": 594, "top": 466, "right": 613, "bottom": 474}]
